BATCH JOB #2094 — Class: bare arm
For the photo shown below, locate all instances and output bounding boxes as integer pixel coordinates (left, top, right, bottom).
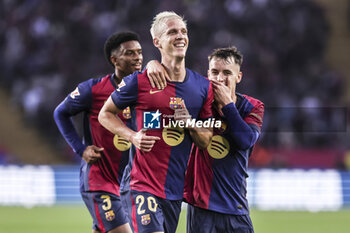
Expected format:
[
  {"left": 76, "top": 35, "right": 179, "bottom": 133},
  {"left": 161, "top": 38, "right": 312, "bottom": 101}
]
[
  {"left": 98, "top": 96, "right": 160, "bottom": 152},
  {"left": 188, "top": 127, "right": 212, "bottom": 149}
]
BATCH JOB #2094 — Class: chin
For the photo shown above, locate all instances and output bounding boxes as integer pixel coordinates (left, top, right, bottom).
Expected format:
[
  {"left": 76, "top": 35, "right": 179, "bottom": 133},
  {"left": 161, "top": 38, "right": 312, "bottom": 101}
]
[{"left": 175, "top": 52, "right": 186, "bottom": 59}]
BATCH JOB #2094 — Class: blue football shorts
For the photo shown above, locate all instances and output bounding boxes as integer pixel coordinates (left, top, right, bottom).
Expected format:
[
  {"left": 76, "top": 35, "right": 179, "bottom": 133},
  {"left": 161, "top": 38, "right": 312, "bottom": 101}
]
[
  {"left": 81, "top": 191, "right": 129, "bottom": 233},
  {"left": 121, "top": 189, "right": 182, "bottom": 233},
  {"left": 187, "top": 204, "right": 254, "bottom": 233}
]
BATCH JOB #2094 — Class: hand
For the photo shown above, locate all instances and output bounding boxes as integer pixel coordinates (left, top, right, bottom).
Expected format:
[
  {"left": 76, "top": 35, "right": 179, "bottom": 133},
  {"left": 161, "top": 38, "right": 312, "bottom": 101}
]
[
  {"left": 131, "top": 129, "right": 160, "bottom": 152},
  {"left": 174, "top": 100, "right": 192, "bottom": 128},
  {"left": 211, "top": 79, "right": 235, "bottom": 106},
  {"left": 82, "top": 145, "right": 103, "bottom": 164},
  {"left": 146, "top": 60, "right": 170, "bottom": 89}
]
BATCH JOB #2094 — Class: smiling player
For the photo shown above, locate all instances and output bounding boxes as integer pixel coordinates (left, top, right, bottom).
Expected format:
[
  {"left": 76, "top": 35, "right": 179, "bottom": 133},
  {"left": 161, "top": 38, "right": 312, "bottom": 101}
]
[{"left": 98, "top": 11, "right": 213, "bottom": 233}]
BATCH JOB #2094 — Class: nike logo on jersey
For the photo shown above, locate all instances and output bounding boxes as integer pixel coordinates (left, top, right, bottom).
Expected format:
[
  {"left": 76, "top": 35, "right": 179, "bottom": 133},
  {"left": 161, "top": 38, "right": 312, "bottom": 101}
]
[{"left": 149, "top": 89, "right": 163, "bottom": 94}]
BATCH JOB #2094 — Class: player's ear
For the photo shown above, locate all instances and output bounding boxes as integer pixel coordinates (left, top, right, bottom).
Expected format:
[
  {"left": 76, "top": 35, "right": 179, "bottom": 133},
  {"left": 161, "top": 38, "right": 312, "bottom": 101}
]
[
  {"left": 236, "top": 71, "right": 243, "bottom": 84},
  {"left": 110, "top": 56, "right": 118, "bottom": 67},
  {"left": 153, "top": 37, "right": 161, "bottom": 48}
]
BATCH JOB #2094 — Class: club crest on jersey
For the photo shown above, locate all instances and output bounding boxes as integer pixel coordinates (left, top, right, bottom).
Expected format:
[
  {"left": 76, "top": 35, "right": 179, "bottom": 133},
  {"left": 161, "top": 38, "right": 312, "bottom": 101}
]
[
  {"left": 216, "top": 121, "right": 227, "bottom": 134},
  {"left": 122, "top": 107, "right": 131, "bottom": 119},
  {"left": 169, "top": 97, "right": 182, "bottom": 110},
  {"left": 105, "top": 210, "right": 115, "bottom": 221},
  {"left": 70, "top": 87, "right": 80, "bottom": 99},
  {"left": 207, "top": 135, "right": 230, "bottom": 159},
  {"left": 141, "top": 214, "right": 151, "bottom": 225}
]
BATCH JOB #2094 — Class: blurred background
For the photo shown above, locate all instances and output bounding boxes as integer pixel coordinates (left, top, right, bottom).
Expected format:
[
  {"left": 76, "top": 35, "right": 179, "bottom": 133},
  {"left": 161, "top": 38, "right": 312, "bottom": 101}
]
[{"left": 1, "top": 0, "right": 350, "bottom": 232}]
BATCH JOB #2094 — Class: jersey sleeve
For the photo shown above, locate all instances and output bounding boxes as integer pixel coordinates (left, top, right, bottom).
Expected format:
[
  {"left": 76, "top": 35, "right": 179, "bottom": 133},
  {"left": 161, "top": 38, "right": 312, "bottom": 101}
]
[
  {"left": 64, "top": 79, "right": 94, "bottom": 114},
  {"left": 53, "top": 79, "right": 94, "bottom": 156},
  {"left": 243, "top": 100, "right": 264, "bottom": 132},
  {"left": 111, "top": 72, "right": 139, "bottom": 110},
  {"left": 222, "top": 102, "right": 261, "bottom": 150},
  {"left": 199, "top": 81, "right": 214, "bottom": 119}
]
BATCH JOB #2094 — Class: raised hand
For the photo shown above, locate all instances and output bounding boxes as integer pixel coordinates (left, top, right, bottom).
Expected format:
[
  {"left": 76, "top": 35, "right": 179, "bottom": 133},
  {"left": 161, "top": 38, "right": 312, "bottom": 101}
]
[{"left": 211, "top": 79, "right": 235, "bottom": 106}]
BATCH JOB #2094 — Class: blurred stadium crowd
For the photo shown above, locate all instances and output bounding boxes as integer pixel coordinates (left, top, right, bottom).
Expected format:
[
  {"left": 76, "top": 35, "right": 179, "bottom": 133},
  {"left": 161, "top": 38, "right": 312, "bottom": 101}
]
[{"left": 0, "top": 0, "right": 348, "bottom": 167}]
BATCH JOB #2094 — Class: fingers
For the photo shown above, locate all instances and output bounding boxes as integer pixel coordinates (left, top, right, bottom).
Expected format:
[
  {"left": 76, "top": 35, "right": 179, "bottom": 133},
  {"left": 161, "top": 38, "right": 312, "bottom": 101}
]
[
  {"left": 148, "top": 71, "right": 166, "bottom": 89},
  {"left": 154, "top": 73, "right": 162, "bottom": 89},
  {"left": 159, "top": 72, "right": 167, "bottom": 89},
  {"left": 210, "top": 79, "right": 222, "bottom": 89},
  {"left": 90, "top": 145, "right": 104, "bottom": 152},
  {"left": 139, "top": 139, "right": 157, "bottom": 152},
  {"left": 181, "top": 100, "right": 187, "bottom": 110},
  {"left": 149, "top": 73, "right": 156, "bottom": 88},
  {"left": 140, "top": 129, "right": 161, "bottom": 141},
  {"left": 136, "top": 129, "right": 160, "bottom": 152},
  {"left": 82, "top": 146, "right": 102, "bottom": 164}
]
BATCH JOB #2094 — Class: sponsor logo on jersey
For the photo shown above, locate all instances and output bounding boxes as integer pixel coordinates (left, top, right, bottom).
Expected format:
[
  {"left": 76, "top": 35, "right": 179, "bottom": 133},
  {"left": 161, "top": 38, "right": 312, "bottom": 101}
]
[
  {"left": 162, "top": 127, "right": 185, "bottom": 146},
  {"left": 149, "top": 89, "right": 163, "bottom": 94},
  {"left": 207, "top": 135, "right": 230, "bottom": 159},
  {"left": 141, "top": 214, "right": 151, "bottom": 225},
  {"left": 169, "top": 97, "right": 182, "bottom": 110},
  {"left": 143, "top": 110, "right": 161, "bottom": 129},
  {"left": 122, "top": 107, "right": 131, "bottom": 119},
  {"left": 70, "top": 87, "right": 80, "bottom": 99},
  {"left": 113, "top": 135, "right": 131, "bottom": 151},
  {"left": 105, "top": 210, "right": 115, "bottom": 221}
]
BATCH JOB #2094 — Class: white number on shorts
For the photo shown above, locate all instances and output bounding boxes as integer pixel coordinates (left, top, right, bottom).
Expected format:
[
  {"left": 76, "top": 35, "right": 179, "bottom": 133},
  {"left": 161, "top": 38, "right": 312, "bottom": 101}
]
[
  {"left": 101, "top": 195, "right": 112, "bottom": 211},
  {"left": 147, "top": 196, "right": 158, "bottom": 212},
  {"left": 136, "top": 195, "right": 146, "bottom": 215},
  {"left": 135, "top": 195, "right": 158, "bottom": 215}
]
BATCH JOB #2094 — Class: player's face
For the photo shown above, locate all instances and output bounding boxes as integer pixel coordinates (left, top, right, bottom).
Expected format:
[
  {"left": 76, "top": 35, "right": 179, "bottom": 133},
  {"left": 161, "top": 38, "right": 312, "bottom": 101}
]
[
  {"left": 156, "top": 18, "right": 188, "bottom": 59},
  {"left": 208, "top": 57, "right": 242, "bottom": 92},
  {"left": 113, "top": 40, "right": 143, "bottom": 75}
]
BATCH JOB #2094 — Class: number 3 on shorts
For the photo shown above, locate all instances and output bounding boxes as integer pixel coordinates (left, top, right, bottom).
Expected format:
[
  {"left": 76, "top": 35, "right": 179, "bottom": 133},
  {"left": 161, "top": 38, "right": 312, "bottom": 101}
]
[
  {"left": 101, "top": 195, "right": 112, "bottom": 211},
  {"left": 135, "top": 195, "right": 158, "bottom": 215}
]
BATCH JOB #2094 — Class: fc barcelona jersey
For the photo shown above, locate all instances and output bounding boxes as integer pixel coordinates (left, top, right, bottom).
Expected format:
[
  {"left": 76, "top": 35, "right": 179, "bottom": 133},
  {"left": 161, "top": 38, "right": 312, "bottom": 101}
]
[
  {"left": 63, "top": 74, "right": 132, "bottom": 196},
  {"left": 111, "top": 68, "right": 213, "bottom": 200},
  {"left": 184, "top": 94, "right": 264, "bottom": 214}
]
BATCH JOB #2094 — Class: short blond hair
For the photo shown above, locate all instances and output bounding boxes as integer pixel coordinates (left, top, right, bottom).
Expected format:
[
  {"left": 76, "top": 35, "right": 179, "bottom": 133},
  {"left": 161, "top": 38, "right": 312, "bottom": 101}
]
[{"left": 150, "top": 11, "right": 186, "bottom": 39}]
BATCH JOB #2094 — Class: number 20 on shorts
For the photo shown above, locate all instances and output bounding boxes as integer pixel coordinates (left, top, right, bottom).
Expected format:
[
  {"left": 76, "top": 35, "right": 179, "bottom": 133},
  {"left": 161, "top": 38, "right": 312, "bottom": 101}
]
[{"left": 135, "top": 195, "right": 158, "bottom": 215}]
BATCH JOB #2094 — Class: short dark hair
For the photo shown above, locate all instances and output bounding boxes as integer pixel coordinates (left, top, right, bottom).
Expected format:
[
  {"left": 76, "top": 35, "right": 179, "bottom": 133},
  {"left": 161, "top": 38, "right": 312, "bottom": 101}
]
[
  {"left": 208, "top": 46, "right": 243, "bottom": 66},
  {"left": 104, "top": 31, "right": 140, "bottom": 67}
]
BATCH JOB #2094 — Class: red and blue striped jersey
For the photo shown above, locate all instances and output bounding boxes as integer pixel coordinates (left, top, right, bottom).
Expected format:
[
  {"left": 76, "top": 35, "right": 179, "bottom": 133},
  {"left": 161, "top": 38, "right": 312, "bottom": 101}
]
[
  {"left": 56, "top": 74, "right": 131, "bottom": 196},
  {"left": 111, "top": 68, "right": 213, "bottom": 200},
  {"left": 184, "top": 93, "right": 264, "bottom": 214}
]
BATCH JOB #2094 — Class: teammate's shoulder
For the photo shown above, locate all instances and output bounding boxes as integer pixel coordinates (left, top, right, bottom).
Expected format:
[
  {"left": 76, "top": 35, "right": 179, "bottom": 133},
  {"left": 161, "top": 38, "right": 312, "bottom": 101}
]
[
  {"left": 124, "top": 70, "right": 144, "bottom": 82},
  {"left": 240, "top": 94, "right": 264, "bottom": 108},
  {"left": 78, "top": 74, "right": 111, "bottom": 87},
  {"left": 186, "top": 68, "right": 210, "bottom": 83}
]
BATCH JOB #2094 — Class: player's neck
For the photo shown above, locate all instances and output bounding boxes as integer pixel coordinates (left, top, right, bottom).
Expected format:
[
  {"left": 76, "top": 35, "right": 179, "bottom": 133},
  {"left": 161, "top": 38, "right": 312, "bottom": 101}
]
[
  {"left": 113, "top": 70, "right": 125, "bottom": 85},
  {"left": 161, "top": 56, "right": 186, "bottom": 82}
]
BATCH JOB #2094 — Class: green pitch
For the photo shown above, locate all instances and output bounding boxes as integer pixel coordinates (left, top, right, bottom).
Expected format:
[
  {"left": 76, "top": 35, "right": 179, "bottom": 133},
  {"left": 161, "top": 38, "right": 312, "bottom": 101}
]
[{"left": 0, "top": 206, "right": 349, "bottom": 233}]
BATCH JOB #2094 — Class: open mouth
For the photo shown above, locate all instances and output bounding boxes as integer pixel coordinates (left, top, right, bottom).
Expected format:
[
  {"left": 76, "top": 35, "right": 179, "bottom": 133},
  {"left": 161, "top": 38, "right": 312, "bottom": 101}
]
[
  {"left": 174, "top": 42, "right": 186, "bottom": 48},
  {"left": 133, "top": 63, "right": 142, "bottom": 69}
]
